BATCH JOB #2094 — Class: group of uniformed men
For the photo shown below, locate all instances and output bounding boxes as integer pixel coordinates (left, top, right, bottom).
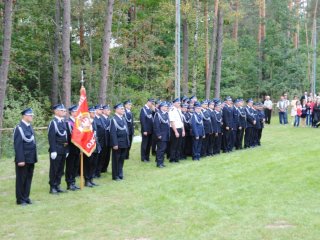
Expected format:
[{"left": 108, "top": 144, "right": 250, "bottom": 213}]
[{"left": 13, "top": 95, "right": 265, "bottom": 205}]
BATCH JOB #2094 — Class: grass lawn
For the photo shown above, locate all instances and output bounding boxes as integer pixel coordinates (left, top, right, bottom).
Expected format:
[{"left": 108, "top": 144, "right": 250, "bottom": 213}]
[{"left": 0, "top": 123, "right": 320, "bottom": 240}]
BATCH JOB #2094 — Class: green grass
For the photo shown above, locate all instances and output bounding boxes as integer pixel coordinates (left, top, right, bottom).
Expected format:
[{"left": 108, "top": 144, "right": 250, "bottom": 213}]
[{"left": 0, "top": 123, "right": 320, "bottom": 240}]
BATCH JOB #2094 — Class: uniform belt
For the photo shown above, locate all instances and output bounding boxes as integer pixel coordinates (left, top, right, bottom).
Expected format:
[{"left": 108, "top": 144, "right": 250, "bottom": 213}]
[{"left": 57, "top": 142, "right": 68, "bottom": 147}]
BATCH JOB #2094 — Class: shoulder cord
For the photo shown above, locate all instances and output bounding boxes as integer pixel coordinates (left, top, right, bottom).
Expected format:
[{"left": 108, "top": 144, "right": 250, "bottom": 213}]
[
  {"left": 201, "top": 110, "right": 211, "bottom": 121},
  {"left": 124, "top": 111, "right": 132, "bottom": 123},
  {"left": 194, "top": 113, "right": 203, "bottom": 125},
  {"left": 214, "top": 112, "right": 222, "bottom": 123},
  {"left": 156, "top": 112, "right": 170, "bottom": 125},
  {"left": 15, "top": 125, "right": 35, "bottom": 143},
  {"left": 48, "top": 120, "right": 67, "bottom": 137},
  {"left": 143, "top": 107, "right": 152, "bottom": 119},
  {"left": 237, "top": 107, "right": 247, "bottom": 118},
  {"left": 113, "top": 118, "right": 128, "bottom": 133},
  {"left": 245, "top": 107, "right": 255, "bottom": 117}
]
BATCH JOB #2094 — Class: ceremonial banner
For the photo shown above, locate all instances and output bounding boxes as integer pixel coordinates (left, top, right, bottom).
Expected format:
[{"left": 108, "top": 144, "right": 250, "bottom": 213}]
[{"left": 71, "top": 87, "right": 96, "bottom": 156}]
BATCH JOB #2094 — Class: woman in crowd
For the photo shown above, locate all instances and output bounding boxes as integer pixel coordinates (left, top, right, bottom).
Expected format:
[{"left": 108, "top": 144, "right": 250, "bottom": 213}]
[
  {"left": 294, "top": 101, "right": 302, "bottom": 127},
  {"left": 306, "top": 97, "right": 314, "bottom": 127},
  {"left": 300, "top": 99, "right": 307, "bottom": 127},
  {"left": 290, "top": 96, "right": 298, "bottom": 126}
]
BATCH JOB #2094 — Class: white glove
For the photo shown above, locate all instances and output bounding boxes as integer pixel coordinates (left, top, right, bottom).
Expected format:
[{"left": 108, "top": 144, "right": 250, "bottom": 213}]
[
  {"left": 66, "top": 153, "right": 69, "bottom": 158},
  {"left": 51, "top": 152, "right": 57, "bottom": 160}
]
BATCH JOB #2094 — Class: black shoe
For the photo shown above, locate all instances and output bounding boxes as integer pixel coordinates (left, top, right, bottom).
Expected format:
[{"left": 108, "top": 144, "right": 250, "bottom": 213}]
[
  {"left": 157, "top": 165, "right": 164, "bottom": 168},
  {"left": 143, "top": 160, "right": 149, "bottom": 163},
  {"left": 73, "top": 184, "right": 80, "bottom": 190},
  {"left": 26, "top": 199, "right": 32, "bottom": 204},
  {"left": 85, "top": 181, "right": 93, "bottom": 187},
  {"left": 162, "top": 164, "right": 166, "bottom": 167},
  {"left": 90, "top": 181, "right": 99, "bottom": 186},
  {"left": 50, "top": 188, "right": 59, "bottom": 194},
  {"left": 56, "top": 186, "right": 67, "bottom": 193},
  {"left": 113, "top": 178, "right": 121, "bottom": 181},
  {"left": 67, "top": 185, "right": 76, "bottom": 191},
  {"left": 175, "top": 160, "right": 179, "bottom": 163}
]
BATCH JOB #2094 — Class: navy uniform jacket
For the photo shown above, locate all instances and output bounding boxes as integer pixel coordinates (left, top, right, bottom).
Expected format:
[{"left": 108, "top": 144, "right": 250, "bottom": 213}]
[
  {"left": 92, "top": 118, "right": 102, "bottom": 153},
  {"left": 202, "top": 109, "right": 213, "bottom": 134},
  {"left": 48, "top": 117, "right": 69, "bottom": 155},
  {"left": 245, "top": 106, "right": 256, "bottom": 128},
  {"left": 232, "top": 106, "right": 240, "bottom": 130},
  {"left": 139, "top": 106, "right": 153, "bottom": 134},
  {"left": 237, "top": 107, "right": 247, "bottom": 128},
  {"left": 191, "top": 112, "right": 205, "bottom": 137},
  {"left": 212, "top": 110, "right": 223, "bottom": 134},
  {"left": 101, "top": 115, "right": 111, "bottom": 147},
  {"left": 254, "top": 109, "right": 262, "bottom": 129},
  {"left": 124, "top": 109, "right": 134, "bottom": 136},
  {"left": 66, "top": 118, "right": 80, "bottom": 154},
  {"left": 222, "top": 105, "right": 233, "bottom": 129},
  {"left": 255, "top": 110, "right": 265, "bottom": 129},
  {"left": 110, "top": 115, "right": 130, "bottom": 148},
  {"left": 183, "top": 112, "right": 192, "bottom": 136},
  {"left": 94, "top": 116, "right": 105, "bottom": 150},
  {"left": 153, "top": 111, "right": 170, "bottom": 142},
  {"left": 14, "top": 121, "right": 38, "bottom": 164}
]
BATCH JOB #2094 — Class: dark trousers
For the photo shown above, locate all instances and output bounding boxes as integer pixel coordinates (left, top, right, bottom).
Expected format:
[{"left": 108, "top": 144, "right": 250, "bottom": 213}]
[
  {"left": 213, "top": 133, "right": 222, "bottom": 154},
  {"left": 223, "top": 128, "right": 233, "bottom": 152},
  {"left": 244, "top": 127, "right": 254, "bottom": 148},
  {"left": 207, "top": 134, "right": 214, "bottom": 155},
  {"left": 257, "top": 128, "right": 262, "bottom": 145},
  {"left": 125, "top": 134, "right": 133, "bottom": 159},
  {"left": 235, "top": 127, "right": 245, "bottom": 149},
  {"left": 184, "top": 135, "right": 193, "bottom": 156},
  {"left": 180, "top": 136, "right": 186, "bottom": 159},
  {"left": 49, "top": 154, "right": 66, "bottom": 188},
  {"left": 141, "top": 133, "right": 153, "bottom": 161},
  {"left": 170, "top": 128, "right": 183, "bottom": 162},
  {"left": 231, "top": 130, "right": 237, "bottom": 149},
  {"left": 156, "top": 140, "right": 168, "bottom": 166},
  {"left": 65, "top": 152, "right": 79, "bottom": 185},
  {"left": 151, "top": 134, "right": 157, "bottom": 156},
  {"left": 83, "top": 153, "right": 98, "bottom": 181},
  {"left": 201, "top": 134, "right": 209, "bottom": 157},
  {"left": 279, "top": 112, "right": 285, "bottom": 124},
  {"left": 192, "top": 137, "right": 202, "bottom": 160},
  {"left": 264, "top": 109, "right": 272, "bottom": 124},
  {"left": 16, "top": 163, "right": 34, "bottom": 204},
  {"left": 100, "top": 144, "right": 111, "bottom": 173},
  {"left": 112, "top": 148, "right": 127, "bottom": 180}
]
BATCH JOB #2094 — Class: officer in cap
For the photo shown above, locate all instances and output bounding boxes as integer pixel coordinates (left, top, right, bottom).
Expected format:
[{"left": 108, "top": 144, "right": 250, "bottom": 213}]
[
  {"left": 48, "top": 104, "right": 69, "bottom": 194},
  {"left": 222, "top": 97, "right": 234, "bottom": 153},
  {"left": 234, "top": 99, "right": 247, "bottom": 150},
  {"left": 110, "top": 103, "right": 130, "bottom": 180},
  {"left": 191, "top": 102, "right": 205, "bottom": 160},
  {"left": 124, "top": 100, "right": 134, "bottom": 159},
  {"left": 92, "top": 104, "right": 104, "bottom": 180},
  {"left": 244, "top": 98, "right": 256, "bottom": 148},
  {"left": 200, "top": 100, "right": 213, "bottom": 157},
  {"left": 139, "top": 98, "right": 155, "bottom": 162},
  {"left": 65, "top": 105, "right": 80, "bottom": 191},
  {"left": 14, "top": 108, "right": 38, "bottom": 205},
  {"left": 100, "top": 105, "right": 112, "bottom": 173},
  {"left": 212, "top": 101, "right": 223, "bottom": 155},
  {"left": 153, "top": 101, "right": 170, "bottom": 168}
]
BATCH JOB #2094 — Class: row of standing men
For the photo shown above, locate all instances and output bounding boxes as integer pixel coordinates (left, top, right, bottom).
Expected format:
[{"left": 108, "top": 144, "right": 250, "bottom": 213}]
[{"left": 13, "top": 96, "right": 265, "bottom": 205}]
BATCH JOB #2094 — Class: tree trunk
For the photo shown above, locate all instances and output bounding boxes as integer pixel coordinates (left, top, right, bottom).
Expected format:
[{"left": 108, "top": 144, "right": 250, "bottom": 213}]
[
  {"left": 192, "top": 0, "right": 199, "bottom": 95},
  {"left": 62, "top": 0, "right": 71, "bottom": 107},
  {"left": 232, "top": 0, "right": 239, "bottom": 41},
  {"left": 51, "top": 0, "right": 61, "bottom": 105},
  {"left": 287, "top": 0, "right": 293, "bottom": 39},
  {"left": 0, "top": 0, "right": 13, "bottom": 158},
  {"left": 204, "top": 0, "right": 209, "bottom": 82},
  {"left": 182, "top": 0, "right": 189, "bottom": 95},
  {"left": 214, "top": 9, "right": 224, "bottom": 98},
  {"left": 258, "top": 0, "right": 266, "bottom": 81},
  {"left": 293, "top": 0, "right": 300, "bottom": 49},
  {"left": 99, "top": 0, "right": 114, "bottom": 105},
  {"left": 206, "top": 0, "right": 219, "bottom": 99}
]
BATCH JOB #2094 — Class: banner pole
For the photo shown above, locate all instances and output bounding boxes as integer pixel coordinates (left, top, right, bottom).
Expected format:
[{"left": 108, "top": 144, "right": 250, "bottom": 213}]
[{"left": 80, "top": 151, "right": 84, "bottom": 190}]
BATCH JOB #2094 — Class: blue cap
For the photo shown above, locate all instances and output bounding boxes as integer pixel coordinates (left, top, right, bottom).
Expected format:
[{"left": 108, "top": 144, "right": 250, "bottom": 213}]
[
  {"left": 89, "top": 106, "right": 96, "bottom": 113},
  {"left": 213, "top": 98, "right": 220, "bottom": 103},
  {"left": 159, "top": 101, "right": 168, "bottom": 108},
  {"left": 208, "top": 100, "right": 214, "bottom": 105},
  {"left": 201, "top": 100, "right": 208, "bottom": 105},
  {"left": 234, "top": 99, "right": 241, "bottom": 104},
  {"left": 190, "top": 95, "right": 196, "bottom": 100},
  {"left": 68, "top": 105, "right": 78, "bottom": 112},
  {"left": 102, "top": 105, "right": 110, "bottom": 110},
  {"left": 155, "top": 99, "right": 161, "bottom": 105},
  {"left": 95, "top": 104, "right": 103, "bottom": 110},
  {"left": 173, "top": 98, "right": 181, "bottom": 103},
  {"left": 181, "top": 103, "right": 188, "bottom": 108},
  {"left": 181, "top": 96, "right": 188, "bottom": 102},
  {"left": 124, "top": 100, "right": 132, "bottom": 105},
  {"left": 114, "top": 103, "right": 124, "bottom": 109},
  {"left": 52, "top": 104, "right": 66, "bottom": 111},
  {"left": 225, "top": 96, "right": 232, "bottom": 101},
  {"left": 194, "top": 101, "right": 201, "bottom": 108},
  {"left": 21, "top": 108, "right": 34, "bottom": 116},
  {"left": 148, "top": 98, "right": 155, "bottom": 103},
  {"left": 215, "top": 101, "right": 222, "bottom": 107},
  {"left": 246, "top": 98, "right": 253, "bottom": 103}
]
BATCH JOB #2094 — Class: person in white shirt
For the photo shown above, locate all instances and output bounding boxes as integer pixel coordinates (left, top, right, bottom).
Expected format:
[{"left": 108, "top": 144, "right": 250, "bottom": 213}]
[
  {"left": 263, "top": 95, "right": 273, "bottom": 124},
  {"left": 168, "top": 98, "right": 185, "bottom": 163},
  {"left": 277, "top": 96, "right": 287, "bottom": 125}
]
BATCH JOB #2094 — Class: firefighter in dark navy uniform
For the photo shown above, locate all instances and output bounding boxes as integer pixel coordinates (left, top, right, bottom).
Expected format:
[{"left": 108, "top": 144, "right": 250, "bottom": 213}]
[
  {"left": 124, "top": 100, "right": 134, "bottom": 160},
  {"left": 191, "top": 102, "right": 205, "bottom": 161},
  {"left": 48, "top": 104, "right": 69, "bottom": 194},
  {"left": 110, "top": 103, "right": 130, "bottom": 181},
  {"left": 14, "top": 108, "right": 38, "bottom": 205}
]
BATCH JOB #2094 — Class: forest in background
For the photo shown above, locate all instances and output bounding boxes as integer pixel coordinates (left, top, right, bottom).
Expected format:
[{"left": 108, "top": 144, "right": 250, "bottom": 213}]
[{"left": 0, "top": 0, "right": 319, "bottom": 128}]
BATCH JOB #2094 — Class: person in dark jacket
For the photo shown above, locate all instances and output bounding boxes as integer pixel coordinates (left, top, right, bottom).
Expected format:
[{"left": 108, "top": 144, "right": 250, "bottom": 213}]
[
  {"left": 14, "top": 108, "right": 38, "bottom": 205},
  {"left": 65, "top": 105, "right": 80, "bottom": 191},
  {"left": 234, "top": 99, "right": 247, "bottom": 150},
  {"left": 244, "top": 99, "right": 256, "bottom": 148},
  {"left": 139, "top": 98, "right": 155, "bottom": 162},
  {"left": 201, "top": 100, "right": 213, "bottom": 157},
  {"left": 211, "top": 101, "right": 223, "bottom": 155},
  {"left": 183, "top": 105, "right": 193, "bottom": 157},
  {"left": 153, "top": 102, "right": 170, "bottom": 168},
  {"left": 110, "top": 103, "right": 130, "bottom": 181},
  {"left": 100, "top": 105, "right": 112, "bottom": 173},
  {"left": 180, "top": 103, "right": 188, "bottom": 160},
  {"left": 222, "top": 97, "right": 234, "bottom": 153},
  {"left": 48, "top": 104, "right": 69, "bottom": 194},
  {"left": 191, "top": 102, "right": 205, "bottom": 161},
  {"left": 124, "top": 100, "right": 134, "bottom": 160}
]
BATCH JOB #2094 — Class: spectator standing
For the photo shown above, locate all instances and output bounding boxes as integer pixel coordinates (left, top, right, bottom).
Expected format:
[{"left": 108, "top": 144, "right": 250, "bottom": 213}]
[
  {"left": 263, "top": 96, "right": 273, "bottom": 124},
  {"left": 277, "top": 96, "right": 287, "bottom": 125}
]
